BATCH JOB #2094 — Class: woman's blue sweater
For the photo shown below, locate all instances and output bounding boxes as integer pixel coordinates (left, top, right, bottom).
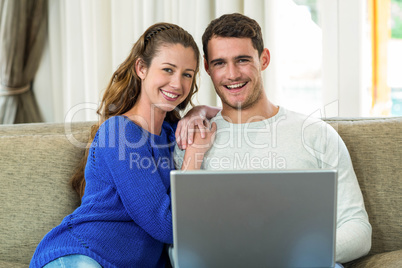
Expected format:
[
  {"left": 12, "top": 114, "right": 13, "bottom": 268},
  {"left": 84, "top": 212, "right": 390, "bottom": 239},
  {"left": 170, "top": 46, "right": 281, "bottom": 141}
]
[{"left": 30, "top": 116, "right": 176, "bottom": 268}]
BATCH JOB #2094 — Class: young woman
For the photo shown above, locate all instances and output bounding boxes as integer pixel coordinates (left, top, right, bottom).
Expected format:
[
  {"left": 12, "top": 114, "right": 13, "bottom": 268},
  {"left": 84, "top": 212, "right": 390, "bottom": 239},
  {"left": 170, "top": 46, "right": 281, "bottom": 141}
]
[{"left": 30, "top": 22, "right": 217, "bottom": 268}]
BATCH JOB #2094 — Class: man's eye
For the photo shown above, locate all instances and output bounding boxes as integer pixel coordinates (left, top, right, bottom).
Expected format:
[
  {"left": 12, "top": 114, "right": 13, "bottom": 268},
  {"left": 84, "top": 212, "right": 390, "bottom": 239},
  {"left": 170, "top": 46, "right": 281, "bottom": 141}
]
[
  {"left": 214, "top": 62, "right": 223, "bottom": 66},
  {"left": 238, "top": 59, "right": 249, "bottom": 63}
]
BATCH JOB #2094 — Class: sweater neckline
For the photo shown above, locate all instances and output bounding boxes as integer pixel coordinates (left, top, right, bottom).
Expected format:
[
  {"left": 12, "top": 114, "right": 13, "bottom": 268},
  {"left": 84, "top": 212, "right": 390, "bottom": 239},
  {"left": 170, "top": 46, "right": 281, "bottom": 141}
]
[
  {"left": 119, "top": 115, "right": 168, "bottom": 138},
  {"left": 214, "top": 106, "right": 286, "bottom": 127}
]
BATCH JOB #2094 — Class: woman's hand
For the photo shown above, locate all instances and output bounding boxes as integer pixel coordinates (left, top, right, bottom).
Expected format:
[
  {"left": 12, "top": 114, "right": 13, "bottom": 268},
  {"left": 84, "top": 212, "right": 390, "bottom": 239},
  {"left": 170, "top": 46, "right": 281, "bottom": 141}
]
[
  {"left": 187, "top": 120, "right": 217, "bottom": 154},
  {"left": 181, "top": 121, "right": 217, "bottom": 170},
  {"left": 175, "top": 105, "right": 221, "bottom": 150}
]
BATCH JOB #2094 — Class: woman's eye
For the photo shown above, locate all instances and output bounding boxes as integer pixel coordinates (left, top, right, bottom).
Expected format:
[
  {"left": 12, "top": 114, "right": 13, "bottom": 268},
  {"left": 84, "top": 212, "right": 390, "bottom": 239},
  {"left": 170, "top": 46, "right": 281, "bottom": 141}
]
[
  {"left": 163, "top": 68, "right": 173, "bottom": 73},
  {"left": 184, "top": 73, "right": 193, "bottom": 78}
]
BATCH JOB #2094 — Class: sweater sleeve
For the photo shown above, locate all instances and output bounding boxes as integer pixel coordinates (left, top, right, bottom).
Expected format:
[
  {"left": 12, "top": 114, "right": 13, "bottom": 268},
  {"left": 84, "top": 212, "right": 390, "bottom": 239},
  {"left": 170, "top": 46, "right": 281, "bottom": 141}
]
[
  {"left": 322, "top": 124, "right": 372, "bottom": 263},
  {"left": 97, "top": 117, "right": 173, "bottom": 244}
]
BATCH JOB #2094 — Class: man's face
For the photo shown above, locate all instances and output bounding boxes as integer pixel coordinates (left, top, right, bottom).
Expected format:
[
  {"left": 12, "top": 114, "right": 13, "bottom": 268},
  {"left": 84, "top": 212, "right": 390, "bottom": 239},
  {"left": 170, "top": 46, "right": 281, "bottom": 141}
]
[{"left": 204, "top": 36, "right": 270, "bottom": 111}]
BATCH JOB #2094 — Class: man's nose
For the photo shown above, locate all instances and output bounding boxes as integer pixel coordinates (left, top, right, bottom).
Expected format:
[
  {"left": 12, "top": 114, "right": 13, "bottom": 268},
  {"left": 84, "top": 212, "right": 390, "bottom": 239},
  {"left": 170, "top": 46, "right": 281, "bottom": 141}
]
[{"left": 227, "top": 63, "right": 241, "bottom": 80}]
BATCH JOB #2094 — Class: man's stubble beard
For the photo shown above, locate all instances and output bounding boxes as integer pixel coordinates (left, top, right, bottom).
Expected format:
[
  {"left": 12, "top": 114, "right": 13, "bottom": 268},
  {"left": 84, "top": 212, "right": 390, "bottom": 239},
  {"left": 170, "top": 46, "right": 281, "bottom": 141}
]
[{"left": 216, "top": 81, "right": 264, "bottom": 111}]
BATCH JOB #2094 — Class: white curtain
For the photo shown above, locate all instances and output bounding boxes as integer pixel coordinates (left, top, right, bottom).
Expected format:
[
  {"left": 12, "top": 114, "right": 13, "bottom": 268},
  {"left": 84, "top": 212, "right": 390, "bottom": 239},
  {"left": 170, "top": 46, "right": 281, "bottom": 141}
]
[
  {"left": 34, "top": 0, "right": 285, "bottom": 122},
  {"left": 34, "top": 0, "right": 366, "bottom": 122}
]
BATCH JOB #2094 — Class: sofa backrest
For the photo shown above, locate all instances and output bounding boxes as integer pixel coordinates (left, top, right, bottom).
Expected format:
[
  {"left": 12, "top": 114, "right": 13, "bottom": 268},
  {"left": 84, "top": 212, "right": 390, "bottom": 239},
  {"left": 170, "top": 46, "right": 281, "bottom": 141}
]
[
  {"left": 0, "top": 118, "right": 401, "bottom": 265},
  {"left": 326, "top": 117, "right": 402, "bottom": 255},
  {"left": 0, "top": 121, "right": 93, "bottom": 266}
]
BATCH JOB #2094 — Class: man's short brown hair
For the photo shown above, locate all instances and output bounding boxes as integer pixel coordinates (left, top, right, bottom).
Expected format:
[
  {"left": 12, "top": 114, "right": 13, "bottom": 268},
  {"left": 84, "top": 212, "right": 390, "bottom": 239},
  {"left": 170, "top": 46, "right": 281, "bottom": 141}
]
[{"left": 202, "top": 13, "right": 264, "bottom": 62}]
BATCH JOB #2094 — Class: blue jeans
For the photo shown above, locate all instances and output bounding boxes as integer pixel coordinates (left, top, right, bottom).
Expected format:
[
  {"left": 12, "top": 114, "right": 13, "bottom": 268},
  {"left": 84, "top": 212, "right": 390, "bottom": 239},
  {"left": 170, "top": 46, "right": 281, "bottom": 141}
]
[{"left": 43, "top": 254, "right": 102, "bottom": 268}]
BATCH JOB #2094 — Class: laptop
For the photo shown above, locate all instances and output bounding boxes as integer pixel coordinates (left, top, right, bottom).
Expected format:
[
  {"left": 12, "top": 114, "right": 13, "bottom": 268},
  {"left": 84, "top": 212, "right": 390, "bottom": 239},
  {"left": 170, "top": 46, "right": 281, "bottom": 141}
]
[{"left": 170, "top": 169, "right": 337, "bottom": 268}]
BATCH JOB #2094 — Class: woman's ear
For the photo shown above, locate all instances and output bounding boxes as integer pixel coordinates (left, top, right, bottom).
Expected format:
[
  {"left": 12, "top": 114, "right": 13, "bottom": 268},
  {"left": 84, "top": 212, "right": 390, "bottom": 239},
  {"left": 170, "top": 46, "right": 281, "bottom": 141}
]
[{"left": 135, "top": 58, "right": 147, "bottom": 80}]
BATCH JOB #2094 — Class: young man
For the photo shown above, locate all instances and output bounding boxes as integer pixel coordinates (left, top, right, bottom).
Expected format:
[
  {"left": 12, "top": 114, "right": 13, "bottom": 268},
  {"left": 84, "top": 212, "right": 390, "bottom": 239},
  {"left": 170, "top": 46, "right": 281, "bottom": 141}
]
[{"left": 174, "top": 13, "right": 371, "bottom": 266}]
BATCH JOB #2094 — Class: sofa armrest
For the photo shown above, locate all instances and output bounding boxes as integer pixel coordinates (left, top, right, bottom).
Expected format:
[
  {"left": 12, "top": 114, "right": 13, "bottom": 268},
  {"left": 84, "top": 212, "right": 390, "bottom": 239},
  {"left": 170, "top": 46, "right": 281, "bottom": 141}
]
[{"left": 344, "top": 249, "right": 402, "bottom": 268}]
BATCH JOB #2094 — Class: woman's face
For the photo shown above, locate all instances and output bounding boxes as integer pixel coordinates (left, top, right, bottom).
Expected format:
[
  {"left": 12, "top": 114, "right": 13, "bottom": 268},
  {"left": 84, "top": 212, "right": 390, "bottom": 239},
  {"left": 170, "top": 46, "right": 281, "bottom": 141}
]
[{"left": 137, "top": 44, "right": 197, "bottom": 113}]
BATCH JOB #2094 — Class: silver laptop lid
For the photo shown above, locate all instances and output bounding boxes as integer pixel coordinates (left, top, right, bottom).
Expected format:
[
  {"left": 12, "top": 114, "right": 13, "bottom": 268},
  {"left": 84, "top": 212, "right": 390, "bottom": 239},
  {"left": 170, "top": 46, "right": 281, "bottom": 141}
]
[{"left": 170, "top": 169, "right": 337, "bottom": 268}]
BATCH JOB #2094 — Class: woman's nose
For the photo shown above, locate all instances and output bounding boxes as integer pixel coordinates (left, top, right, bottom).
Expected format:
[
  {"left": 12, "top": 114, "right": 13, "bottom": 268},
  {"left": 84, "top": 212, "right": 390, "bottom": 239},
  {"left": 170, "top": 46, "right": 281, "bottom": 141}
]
[{"left": 169, "top": 74, "right": 182, "bottom": 89}]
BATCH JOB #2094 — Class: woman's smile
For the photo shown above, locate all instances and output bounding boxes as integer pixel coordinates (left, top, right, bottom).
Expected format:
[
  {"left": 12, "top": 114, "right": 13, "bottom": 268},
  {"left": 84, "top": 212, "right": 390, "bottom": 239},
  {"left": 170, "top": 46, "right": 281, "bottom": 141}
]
[{"left": 160, "top": 89, "right": 180, "bottom": 100}]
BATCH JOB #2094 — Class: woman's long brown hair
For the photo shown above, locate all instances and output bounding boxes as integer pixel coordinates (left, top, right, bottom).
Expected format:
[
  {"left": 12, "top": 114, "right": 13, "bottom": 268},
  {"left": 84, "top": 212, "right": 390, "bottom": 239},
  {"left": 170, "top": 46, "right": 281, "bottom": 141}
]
[{"left": 70, "top": 23, "right": 200, "bottom": 200}]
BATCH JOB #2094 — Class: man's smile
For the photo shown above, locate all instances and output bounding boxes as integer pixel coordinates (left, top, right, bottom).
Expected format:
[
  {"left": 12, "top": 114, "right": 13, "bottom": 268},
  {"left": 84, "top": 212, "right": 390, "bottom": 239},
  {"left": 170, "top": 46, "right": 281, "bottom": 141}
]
[{"left": 224, "top": 82, "right": 248, "bottom": 90}]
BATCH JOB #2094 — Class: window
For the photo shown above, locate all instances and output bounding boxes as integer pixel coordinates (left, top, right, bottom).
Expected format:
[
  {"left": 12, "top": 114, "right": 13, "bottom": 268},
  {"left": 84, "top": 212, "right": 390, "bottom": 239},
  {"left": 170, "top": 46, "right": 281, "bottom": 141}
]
[
  {"left": 368, "top": 0, "right": 402, "bottom": 116},
  {"left": 273, "top": 0, "right": 402, "bottom": 117},
  {"left": 277, "top": 0, "right": 323, "bottom": 116}
]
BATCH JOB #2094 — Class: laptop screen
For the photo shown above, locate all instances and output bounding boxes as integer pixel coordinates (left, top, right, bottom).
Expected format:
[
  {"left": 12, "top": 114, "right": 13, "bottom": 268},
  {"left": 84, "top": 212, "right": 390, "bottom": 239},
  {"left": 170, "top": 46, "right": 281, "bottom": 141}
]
[{"left": 170, "top": 169, "right": 337, "bottom": 268}]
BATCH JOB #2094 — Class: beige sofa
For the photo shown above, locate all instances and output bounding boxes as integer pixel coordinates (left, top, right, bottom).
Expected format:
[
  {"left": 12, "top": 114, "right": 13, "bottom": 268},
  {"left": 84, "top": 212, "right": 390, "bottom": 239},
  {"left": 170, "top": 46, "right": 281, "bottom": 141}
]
[{"left": 0, "top": 118, "right": 401, "bottom": 267}]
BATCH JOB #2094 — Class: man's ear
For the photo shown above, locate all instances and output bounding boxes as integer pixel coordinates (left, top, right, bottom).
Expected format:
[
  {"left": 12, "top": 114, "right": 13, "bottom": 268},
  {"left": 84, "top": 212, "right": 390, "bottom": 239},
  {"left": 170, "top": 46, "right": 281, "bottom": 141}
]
[
  {"left": 135, "top": 58, "right": 147, "bottom": 79},
  {"left": 204, "top": 56, "right": 211, "bottom": 75},
  {"left": 261, "top": 48, "right": 270, "bottom": 71}
]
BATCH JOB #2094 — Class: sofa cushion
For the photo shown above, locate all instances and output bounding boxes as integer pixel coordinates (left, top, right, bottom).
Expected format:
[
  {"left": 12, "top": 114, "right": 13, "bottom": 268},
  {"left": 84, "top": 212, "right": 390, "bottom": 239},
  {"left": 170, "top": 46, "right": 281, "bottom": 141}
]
[
  {"left": 326, "top": 117, "right": 402, "bottom": 256},
  {"left": 0, "top": 260, "right": 27, "bottom": 268},
  {"left": 0, "top": 122, "right": 93, "bottom": 265},
  {"left": 344, "top": 249, "right": 402, "bottom": 268}
]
